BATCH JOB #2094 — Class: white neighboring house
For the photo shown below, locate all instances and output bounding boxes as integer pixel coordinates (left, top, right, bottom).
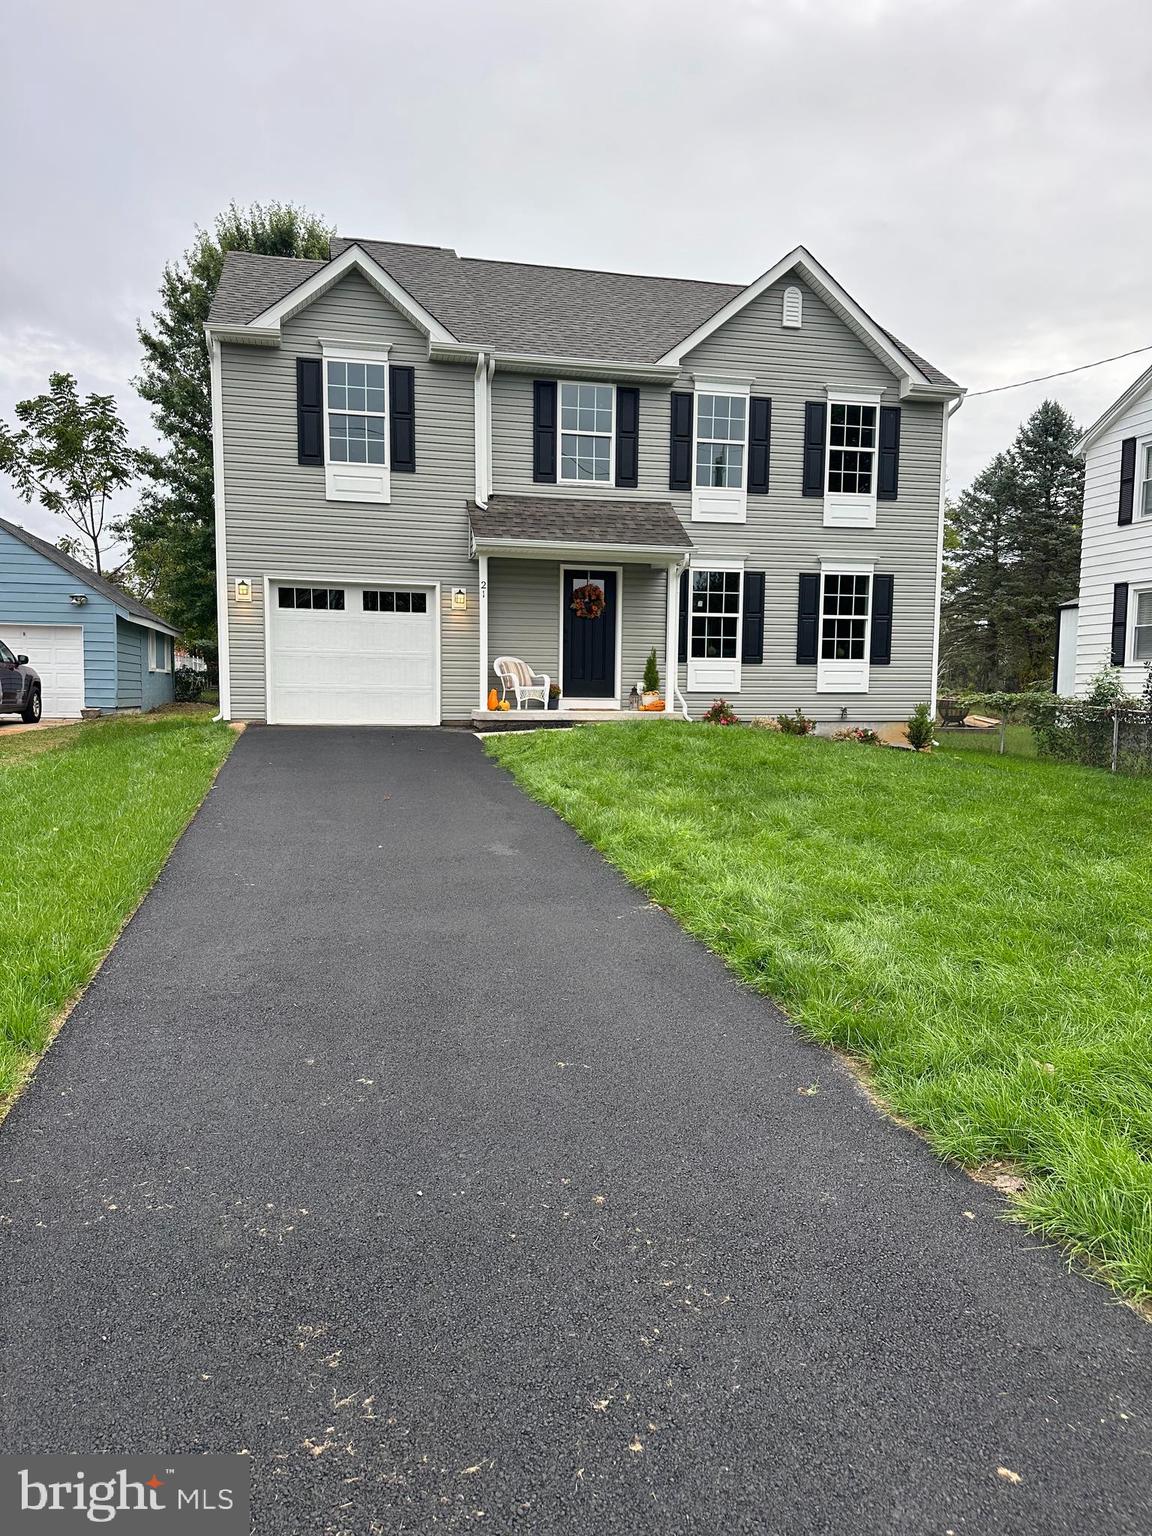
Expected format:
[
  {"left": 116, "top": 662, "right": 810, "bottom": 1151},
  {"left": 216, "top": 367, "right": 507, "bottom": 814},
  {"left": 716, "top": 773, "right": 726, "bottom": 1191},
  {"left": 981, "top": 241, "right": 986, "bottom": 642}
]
[{"left": 1063, "top": 362, "right": 1152, "bottom": 697}]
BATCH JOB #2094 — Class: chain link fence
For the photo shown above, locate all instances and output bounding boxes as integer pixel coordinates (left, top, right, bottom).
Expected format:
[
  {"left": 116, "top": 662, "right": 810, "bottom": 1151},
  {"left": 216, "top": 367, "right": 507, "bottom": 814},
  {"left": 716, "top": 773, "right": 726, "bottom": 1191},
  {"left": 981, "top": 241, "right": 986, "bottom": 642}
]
[{"left": 944, "top": 690, "right": 1152, "bottom": 776}]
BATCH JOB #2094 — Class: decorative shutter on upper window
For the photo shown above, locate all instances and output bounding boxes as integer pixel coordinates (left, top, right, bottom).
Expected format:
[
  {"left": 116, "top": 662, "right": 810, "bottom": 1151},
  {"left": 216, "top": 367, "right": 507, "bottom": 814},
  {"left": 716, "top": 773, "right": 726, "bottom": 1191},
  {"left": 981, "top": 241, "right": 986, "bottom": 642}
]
[
  {"left": 1111, "top": 583, "right": 1129, "bottom": 665},
  {"left": 796, "top": 573, "right": 820, "bottom": 663},
  {"left": 678, "top": 570, "right": 689, "bottom": 663},
  {"left": 390, "top": 365, "right": 415, "bottom": 473},
  {"left": 615, "top": 387, "right": 639, "bottom": 489},
  {"left": 1118, "top": 437, "right": 1137, "bottom": 525},
  {"left": 297, "top": 358, "right": 324, "bottom": 465},
  {"left": 669, "top": 392, "right": 693, "bottom": 491},
  {"left": 802, "top": 403, "right": 826, "bottom": 497},
  {"left": 533, "top": 381, "right": 557, "bottom": 483},
  {"left": 877, "top": 407, "right": 901, "bottom": 501},
  {"left": 870, "top": 574, "right": 894, "bottom": 663},
  {"left": 741, "top": 572, "right": 765, "bottom": 663},
  {"left": 748, "top": 398, "right": 772, "bottom": 495}
]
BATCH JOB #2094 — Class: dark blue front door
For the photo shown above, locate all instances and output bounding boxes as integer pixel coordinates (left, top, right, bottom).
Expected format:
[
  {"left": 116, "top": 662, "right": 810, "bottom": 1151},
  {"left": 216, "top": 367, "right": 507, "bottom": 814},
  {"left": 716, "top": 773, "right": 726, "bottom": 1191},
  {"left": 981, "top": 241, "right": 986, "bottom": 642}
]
[{"left": 562, "top": 569, "right": 617, "bottom": 698}]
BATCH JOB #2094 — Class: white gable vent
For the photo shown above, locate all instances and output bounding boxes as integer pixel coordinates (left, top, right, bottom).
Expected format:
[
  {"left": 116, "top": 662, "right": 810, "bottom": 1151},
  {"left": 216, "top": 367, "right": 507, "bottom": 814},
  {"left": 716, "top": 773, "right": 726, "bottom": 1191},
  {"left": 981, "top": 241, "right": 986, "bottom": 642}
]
[{"left": 782, "top": 285, "right": 803, "bottom": 328}]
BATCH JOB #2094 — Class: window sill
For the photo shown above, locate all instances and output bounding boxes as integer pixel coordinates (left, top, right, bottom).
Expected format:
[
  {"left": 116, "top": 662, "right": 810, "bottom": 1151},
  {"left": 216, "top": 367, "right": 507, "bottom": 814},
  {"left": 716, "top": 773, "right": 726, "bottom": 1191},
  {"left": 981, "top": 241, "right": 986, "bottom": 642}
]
[{"left": 823, "top": 495, "right": 876, "bottom": 528}]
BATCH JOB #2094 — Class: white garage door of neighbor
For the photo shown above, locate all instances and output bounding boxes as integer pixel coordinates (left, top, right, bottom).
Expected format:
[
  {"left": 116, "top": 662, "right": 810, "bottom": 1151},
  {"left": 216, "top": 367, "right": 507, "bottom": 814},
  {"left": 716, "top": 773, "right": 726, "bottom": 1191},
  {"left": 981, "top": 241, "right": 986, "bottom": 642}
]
[
  {"left": 268, "top": 584, "right": 439, "bottom": 725},
  {"left": 0, "top": 623, "right": 84, "bottom": 717}
]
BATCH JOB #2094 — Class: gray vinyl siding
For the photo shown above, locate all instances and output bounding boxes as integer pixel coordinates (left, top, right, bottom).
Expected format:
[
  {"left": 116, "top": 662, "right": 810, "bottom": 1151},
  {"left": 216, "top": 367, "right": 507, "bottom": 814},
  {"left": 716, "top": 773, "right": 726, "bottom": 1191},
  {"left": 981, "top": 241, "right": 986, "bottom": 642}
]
[
  {"left": 220, "top": 269, "right": 477, "bottom": 720},
  {"left": 489, "top": 275, "right": 945, "bottom": 722},
  {"left": 487, "top": 559, "right": 670, "bottom": 700}
]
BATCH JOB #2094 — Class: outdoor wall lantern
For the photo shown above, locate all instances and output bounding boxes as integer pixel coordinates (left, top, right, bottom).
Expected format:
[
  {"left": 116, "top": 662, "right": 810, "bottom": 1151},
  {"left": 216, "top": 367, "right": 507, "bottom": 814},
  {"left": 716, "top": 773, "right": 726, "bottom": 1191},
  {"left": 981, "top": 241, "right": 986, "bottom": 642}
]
[
  {"left": 451, "top": 587, "right": 468, "bottom": 611},
  {"left": 235, "top": 577, "right": 252, "bottom": 603}
]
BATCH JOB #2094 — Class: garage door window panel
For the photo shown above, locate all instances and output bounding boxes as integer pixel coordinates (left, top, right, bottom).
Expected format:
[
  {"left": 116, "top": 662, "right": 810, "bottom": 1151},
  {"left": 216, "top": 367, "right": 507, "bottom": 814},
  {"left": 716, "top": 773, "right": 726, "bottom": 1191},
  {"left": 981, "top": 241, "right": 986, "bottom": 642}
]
[{"left": 362, "top": 590, "right": 427, "bottom": 614}]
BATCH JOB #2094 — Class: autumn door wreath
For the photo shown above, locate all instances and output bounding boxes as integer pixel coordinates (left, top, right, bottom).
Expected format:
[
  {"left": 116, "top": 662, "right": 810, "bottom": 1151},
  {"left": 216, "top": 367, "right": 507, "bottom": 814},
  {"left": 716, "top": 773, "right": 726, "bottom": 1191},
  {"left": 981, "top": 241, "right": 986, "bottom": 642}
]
[{"left": 570, "top": 581, "right": 606, "bottom": 620}]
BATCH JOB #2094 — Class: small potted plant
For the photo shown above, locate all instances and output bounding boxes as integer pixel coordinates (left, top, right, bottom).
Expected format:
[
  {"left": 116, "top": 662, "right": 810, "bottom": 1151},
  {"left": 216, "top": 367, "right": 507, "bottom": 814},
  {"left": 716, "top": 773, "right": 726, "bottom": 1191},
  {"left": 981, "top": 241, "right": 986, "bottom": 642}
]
[
  {"left": 548, "top": 682, "right": 561, "bottom": 711},
  {"left": 641, "top": 648, "right": 662, "bottom": 708}
]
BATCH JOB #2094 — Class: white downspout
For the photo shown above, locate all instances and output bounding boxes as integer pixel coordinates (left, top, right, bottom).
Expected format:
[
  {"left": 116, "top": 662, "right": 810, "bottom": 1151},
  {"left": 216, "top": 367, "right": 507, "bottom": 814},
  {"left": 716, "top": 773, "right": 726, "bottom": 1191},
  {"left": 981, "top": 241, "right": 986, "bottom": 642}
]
[
  {"left": 666, "top": 556, "right": 690, "bottom": 718},
  {"left": 473, "top": 353, "right": 489, "bottom": 508}
]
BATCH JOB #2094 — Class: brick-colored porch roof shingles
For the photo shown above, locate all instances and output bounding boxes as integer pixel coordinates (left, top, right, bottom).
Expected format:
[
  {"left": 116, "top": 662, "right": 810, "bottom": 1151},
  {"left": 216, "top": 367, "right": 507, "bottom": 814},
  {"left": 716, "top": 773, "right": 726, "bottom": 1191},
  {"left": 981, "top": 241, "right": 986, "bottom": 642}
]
[{"left": 468, "top": 496, "right": 693, "bottom": 551}]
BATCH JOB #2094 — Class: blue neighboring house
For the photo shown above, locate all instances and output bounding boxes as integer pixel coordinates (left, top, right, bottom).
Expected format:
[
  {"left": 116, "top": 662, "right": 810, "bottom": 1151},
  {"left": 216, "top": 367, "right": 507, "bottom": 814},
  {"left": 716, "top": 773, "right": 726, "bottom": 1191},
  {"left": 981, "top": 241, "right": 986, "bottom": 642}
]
[{"left": 0, "top": 514, "right": 179, "bottom": 719}]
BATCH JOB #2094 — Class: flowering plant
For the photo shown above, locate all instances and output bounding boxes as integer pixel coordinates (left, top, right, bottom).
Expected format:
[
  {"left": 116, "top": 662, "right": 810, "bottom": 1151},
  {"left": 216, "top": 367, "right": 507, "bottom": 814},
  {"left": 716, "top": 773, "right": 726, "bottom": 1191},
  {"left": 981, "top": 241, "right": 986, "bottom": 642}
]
[
  {"left": 703, "top": 698, "right": 740, "bottom": 725},
  {"left": 832, "top": 725, "right": 881, "bottom": 745}
]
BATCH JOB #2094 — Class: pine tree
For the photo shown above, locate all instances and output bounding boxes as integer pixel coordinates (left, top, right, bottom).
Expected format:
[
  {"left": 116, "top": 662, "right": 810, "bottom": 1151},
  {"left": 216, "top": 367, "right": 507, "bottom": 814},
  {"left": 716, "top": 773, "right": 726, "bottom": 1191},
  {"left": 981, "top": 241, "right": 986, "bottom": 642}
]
[
  {"left": 940, "top": 453, "right": 1019, "bottom": 689},
  {"left": 123, "top": 202, "right": 333, "bottom": 664}
]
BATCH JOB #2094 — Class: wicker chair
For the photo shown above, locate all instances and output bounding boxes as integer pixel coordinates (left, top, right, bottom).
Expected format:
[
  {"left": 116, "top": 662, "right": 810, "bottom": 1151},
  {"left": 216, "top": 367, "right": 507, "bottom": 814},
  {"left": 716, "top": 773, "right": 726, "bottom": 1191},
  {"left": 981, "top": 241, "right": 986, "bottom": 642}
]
[{"left": 493, "top": 656, "right": 550, "bottom": 710}]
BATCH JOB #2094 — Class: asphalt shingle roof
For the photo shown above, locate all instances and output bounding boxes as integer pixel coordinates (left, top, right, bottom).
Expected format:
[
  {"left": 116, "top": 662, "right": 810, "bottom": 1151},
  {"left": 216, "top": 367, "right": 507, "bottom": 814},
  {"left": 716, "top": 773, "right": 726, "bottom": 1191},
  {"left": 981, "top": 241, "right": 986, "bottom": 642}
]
[
  {"left": 208, "top": 239, "right": 958, "bottom": 387},
  {"left": 0, "top": 515, "right": 178, "bottom": 632},
  {"left": 468, "top": 495, "right": 692, "bottom": 551}
]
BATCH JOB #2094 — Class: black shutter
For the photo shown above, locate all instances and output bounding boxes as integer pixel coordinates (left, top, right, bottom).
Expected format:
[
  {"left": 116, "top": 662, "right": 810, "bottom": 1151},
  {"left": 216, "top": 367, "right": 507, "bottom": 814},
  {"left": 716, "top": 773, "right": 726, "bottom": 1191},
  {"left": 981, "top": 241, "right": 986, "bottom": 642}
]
[
  {"left": 1111, "top": 583, "right": 1129, "bottom": 665},
  {"left": 1118, "top": 437, "right": 1137, "bottom": 525},
  {"left": 678, "top": 570, "right": 689, "bottom": 663},
  {"left": 669, "top": 392, "right": 693, "bottom": 491},
  {"left": 748, "top": 398, "right": 772, "bottom": 495},
  {"left": 296, "top": 357, "right": 324, "bottom": 465},
  {"left": 802, "top": 402, "right": 826, "bottom": 496},
  {"left": 616, "top": 386, "right": 639, "bottom": 488},
  {"left": 870, "top": 574, "right": 894, "bottom": 663},
  {"left": 877, "top": 406, "right": 901, "bottom": 501},
  {"left": 797, "top": 573, "right": 820, "bottom": 663},
  {"left": 389, "top": 365, "right": 415, "bottom": 473},
  {"left": 742, "top": 571, "right": 765, "bottom": 663},
  {"left": 533, "top": 380, "right": 557, "bottom": 483}
]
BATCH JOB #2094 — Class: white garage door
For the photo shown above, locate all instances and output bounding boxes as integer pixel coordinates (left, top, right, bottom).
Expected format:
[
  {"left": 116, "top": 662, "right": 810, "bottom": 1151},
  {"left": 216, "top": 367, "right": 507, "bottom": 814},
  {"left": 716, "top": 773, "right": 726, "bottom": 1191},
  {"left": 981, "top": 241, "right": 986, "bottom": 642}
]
[
  {"left": 0, "top": 623, "right": 84, "bottom": 718},
  {"left": 268, "top": 584, "right": 439, "bottom": 725}
]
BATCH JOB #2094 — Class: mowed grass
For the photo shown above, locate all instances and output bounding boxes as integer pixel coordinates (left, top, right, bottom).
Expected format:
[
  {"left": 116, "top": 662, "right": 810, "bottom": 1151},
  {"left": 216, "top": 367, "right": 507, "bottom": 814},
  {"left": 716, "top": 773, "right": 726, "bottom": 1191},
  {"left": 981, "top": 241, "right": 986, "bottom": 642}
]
[
  {"left": 0, "top": 711, "right": 236, "bottom": 1105},
  {"left": 488, "top": 724, "right": 1152, "bottom": 1301}
]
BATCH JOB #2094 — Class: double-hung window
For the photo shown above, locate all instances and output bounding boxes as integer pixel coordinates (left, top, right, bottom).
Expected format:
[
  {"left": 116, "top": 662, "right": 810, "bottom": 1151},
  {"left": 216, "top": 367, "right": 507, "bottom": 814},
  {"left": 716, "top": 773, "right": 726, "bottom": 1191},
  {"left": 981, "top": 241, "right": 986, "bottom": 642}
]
[
  {"left": 148, "top": 631, "right": 171, "bottom": 673},
  {"left": 692, "top": 378, "right": 751, "bottom": 522},
  {"left": 1132, "top": 588, "right": 1152, "bottom": 661},
  {"left": 817, "top": 566, "right": 872, "bottom": 693},
  {"left": 823, "top": 389, "right": 882, "bottom": 528},
  {"left": 321, "top": 342, "right": 390, "bottom": 504},
  {"left": 559, "top": 383, "right": 614, "bottom": 482},
  {"left": 687, "top": 564, "right": 744, "bottom": 693},
  {"left": 1140, "top": 443, "right": 1152, "bottom": 519}
]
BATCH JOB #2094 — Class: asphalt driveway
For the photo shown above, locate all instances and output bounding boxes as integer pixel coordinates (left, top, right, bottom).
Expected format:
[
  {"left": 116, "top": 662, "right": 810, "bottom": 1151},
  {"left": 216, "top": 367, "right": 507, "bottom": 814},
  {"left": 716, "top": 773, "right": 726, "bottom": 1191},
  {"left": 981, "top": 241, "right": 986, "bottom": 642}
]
[{"left": 1, "top": 727, "right": 1148, "bottom": 1534}]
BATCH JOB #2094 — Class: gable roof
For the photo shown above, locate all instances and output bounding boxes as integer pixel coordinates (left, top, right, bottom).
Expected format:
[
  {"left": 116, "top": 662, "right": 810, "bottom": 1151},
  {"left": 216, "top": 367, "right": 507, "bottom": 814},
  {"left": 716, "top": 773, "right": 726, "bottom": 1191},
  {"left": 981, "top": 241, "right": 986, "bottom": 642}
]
[
  {"left": 1075, "top": 360, "right": 1152, "bottom": 455},
  {"left": 0, "top": 515, "right": 178, "bottom": 635},
  {"left": 208, "top": 238, "right": 958, "bottom": 390}
]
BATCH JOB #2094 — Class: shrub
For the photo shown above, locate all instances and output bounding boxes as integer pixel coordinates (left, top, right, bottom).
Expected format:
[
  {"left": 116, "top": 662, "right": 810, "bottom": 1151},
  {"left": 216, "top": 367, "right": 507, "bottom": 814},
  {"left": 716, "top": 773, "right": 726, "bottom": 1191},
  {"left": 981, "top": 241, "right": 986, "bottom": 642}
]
[
  {"left": 776, "top": 707, "right": 815, "bottom": 736},
  {"left": 642, "top": 648, "right": 661, "bottom": 694},
  {"left": 702, "top": 698, "right": 739, "bottom": 725},
  {"left": 906, "top": 702, "right": 934, "bottom": 750},
  {"left": 174, "top": 666, "right": 206, "bottom": 703},
  {"left": 833, "top": 725, "right": 881, "bottom": 745}
]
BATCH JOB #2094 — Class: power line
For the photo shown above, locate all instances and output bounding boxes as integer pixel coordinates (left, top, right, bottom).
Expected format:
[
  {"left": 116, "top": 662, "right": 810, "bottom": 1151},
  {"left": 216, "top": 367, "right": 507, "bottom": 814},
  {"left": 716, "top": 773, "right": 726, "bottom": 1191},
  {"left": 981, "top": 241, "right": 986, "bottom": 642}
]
[{"left": 965, "top": 343, "right": 1152, "bottom": 398}]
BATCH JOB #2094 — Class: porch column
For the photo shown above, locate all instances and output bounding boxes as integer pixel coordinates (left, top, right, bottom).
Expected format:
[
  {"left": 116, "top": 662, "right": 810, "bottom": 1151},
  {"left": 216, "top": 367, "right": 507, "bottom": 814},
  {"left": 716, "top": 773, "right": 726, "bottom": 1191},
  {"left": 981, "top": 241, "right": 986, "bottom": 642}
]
[
  {"left": 664, "top": 560, "right": 680, "bottom": 714},
  {"left": 478, "top": 551, "right": 489, "bottom": 710}
]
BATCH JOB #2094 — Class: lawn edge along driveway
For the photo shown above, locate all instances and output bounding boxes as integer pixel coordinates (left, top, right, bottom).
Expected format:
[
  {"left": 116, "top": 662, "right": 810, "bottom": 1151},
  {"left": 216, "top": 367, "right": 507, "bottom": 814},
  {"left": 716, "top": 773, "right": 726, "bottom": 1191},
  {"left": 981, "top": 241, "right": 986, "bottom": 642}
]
[
  {"left": 487, "top": 722, "right": 1152, "bottom": 1308},
  {"left": 0, "top": 711, "right": 238, "bottom": 1115}
]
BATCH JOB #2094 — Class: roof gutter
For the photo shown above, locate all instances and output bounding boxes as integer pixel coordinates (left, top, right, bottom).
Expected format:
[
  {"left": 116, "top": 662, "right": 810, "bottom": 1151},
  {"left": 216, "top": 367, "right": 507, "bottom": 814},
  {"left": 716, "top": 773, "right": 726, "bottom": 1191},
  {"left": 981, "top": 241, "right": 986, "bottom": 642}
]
[{"left": 429, "top": 340, "right": 680, "bottom": 384}]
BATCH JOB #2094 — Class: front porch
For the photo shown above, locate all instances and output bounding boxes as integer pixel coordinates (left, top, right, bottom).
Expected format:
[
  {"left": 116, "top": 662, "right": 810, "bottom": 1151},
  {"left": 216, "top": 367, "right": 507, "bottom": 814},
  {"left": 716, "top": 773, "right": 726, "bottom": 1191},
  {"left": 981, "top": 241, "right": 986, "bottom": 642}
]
[{"left": 469, "top": 495, "right": 693, "bottom": 719}]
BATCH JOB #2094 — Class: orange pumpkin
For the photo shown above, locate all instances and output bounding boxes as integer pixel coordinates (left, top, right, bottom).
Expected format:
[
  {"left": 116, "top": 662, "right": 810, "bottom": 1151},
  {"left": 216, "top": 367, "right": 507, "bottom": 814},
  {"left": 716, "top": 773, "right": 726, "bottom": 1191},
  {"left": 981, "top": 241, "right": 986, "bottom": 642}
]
[{"left": 487, "top": 688, "right": 499, "bottom": 710}]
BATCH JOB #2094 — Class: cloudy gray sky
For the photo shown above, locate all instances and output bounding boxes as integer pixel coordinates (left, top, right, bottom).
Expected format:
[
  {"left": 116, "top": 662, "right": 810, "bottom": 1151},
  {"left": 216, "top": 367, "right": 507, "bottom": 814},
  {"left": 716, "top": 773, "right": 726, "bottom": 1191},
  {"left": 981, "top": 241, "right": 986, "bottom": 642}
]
[{"left": 3, "top": 0, "right": 1150, "bottom": 547}]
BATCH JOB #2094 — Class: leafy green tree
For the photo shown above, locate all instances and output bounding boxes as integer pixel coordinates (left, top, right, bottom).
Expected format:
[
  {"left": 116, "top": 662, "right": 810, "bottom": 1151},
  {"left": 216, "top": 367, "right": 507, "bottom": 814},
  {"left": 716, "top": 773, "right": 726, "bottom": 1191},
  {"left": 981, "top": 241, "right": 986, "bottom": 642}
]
[
  {"left": 941, "top": 401, "right": 1083, "bottom": 691},
  {"left": 0, "top": 372, "right": 150, "bottom": 575},
  {"left": 125, "top": 201, "right": 333, "bottom": 662}
]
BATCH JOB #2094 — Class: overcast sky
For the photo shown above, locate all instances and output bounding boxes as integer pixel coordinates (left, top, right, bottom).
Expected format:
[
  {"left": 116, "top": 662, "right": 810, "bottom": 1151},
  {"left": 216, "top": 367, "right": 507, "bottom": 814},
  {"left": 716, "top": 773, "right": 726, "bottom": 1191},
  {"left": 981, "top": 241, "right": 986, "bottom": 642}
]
[{"left": 3, "top": 0, "right": 1150, "bottom": 548}]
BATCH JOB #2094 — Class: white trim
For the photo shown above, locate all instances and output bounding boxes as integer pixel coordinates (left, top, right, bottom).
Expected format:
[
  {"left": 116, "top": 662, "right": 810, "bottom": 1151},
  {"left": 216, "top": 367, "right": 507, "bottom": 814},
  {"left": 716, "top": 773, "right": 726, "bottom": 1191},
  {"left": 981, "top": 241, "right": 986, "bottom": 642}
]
[
  {"left": 426, "top": 342, "right": 680, "bottom": 384},
  {"left": 263, "top": 575, "right": 442, "bottom": 726},
  {"left": 321, "top": 345, "right": 391, "bottom": 504},
  {"left": 664, "top": 559, "right": 684, "bottom": 714},
  {"left": 557, "top": 379, "right": 616, "bottom": 487},
  {"left": 692, "top": 382, "right": 750, "bottom": 524},
  {"left": 147, "top": 630, "right": 172, "bottom": 673},
  {"left": 473, "top": 353, "right": 490, "bottom": 507},
  {"left": 247, "top": 243, "right": 457, "bottom": 344},
  {"left": 655, "top": 246, "right": 937, "bottom": 397},
  {"left": 558, "top": 565, "right": 623, "bottom": 707},
  {"left": 1129, "top": 584, "right": 1152, "bottom": 665},
  {"left": 685, "top": 563, "right": 744, "bottom": 694},
  {"left": 478, "top": 550, "right": 490, "bottom": 707},
  {"left": 1137, "top": 436, "right": 1152, "bottom": 520},
  {"left": 928, "top": 401, "right": 954, "bottom": 716},
  {"left": 823, "top": 391, "right": 881, "bottom": 528},
  {"left": 1075, "top": 360, "right": 1152, "bottom": 456},
  {"left": 470, "top": 536, "right": 689, "bottom": 562},
  {"left": 209, "top": 337, "right": 231, "bottom": 719},
  {"left": 816, "top": 566, "right": 872, "bottom": 694}
]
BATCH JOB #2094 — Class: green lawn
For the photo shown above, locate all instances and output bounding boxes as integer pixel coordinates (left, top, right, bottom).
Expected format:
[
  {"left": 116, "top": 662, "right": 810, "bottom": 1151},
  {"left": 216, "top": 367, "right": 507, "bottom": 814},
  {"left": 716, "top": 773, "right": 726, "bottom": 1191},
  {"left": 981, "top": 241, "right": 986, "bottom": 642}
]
[
  {"left": 0, "top": 711, "right": 236, "bottom": 1107},
  {"left": 488, "top": 724, "right": 1152, "bottom": 1302}
]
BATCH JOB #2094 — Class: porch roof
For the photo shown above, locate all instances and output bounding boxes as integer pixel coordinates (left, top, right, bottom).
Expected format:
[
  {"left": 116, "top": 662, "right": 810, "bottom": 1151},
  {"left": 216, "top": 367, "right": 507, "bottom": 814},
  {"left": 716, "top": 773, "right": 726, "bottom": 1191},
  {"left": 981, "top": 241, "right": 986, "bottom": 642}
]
[{"left": 468, "top": 495, "right": 692, "bottom": 559}]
